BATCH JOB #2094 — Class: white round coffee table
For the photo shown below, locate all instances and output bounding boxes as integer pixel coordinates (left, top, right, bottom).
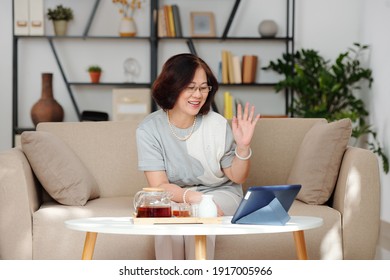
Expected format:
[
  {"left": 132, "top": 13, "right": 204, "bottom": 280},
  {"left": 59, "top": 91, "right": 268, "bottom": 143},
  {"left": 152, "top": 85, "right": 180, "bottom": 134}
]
[{"left": 65, "top": 216, "right": 323, "bottom": 260}]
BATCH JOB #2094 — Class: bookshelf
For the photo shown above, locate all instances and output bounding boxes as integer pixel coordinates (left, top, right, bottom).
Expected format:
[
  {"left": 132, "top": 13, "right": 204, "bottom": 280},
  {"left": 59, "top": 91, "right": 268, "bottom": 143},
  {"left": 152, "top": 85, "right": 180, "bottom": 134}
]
[
  {"left": 12, "top": 0, "right": 294, "bottom": 145},
  {"left": 157, "top": 0, "right": 295, "bottom": 118}
]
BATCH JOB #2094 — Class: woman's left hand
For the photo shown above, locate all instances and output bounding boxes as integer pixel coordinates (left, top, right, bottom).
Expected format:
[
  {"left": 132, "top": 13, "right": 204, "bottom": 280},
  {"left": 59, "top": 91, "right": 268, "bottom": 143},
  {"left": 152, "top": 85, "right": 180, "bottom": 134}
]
[{"left": 231, "top": 102, "right": 260, "bottom": 148}]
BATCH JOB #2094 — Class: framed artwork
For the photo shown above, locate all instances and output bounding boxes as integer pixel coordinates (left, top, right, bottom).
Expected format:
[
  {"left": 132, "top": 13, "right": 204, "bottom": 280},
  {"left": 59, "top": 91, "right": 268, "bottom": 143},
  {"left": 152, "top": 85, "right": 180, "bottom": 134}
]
[{"left": 190, "top": 12, "right": 216, "bottom": 37}]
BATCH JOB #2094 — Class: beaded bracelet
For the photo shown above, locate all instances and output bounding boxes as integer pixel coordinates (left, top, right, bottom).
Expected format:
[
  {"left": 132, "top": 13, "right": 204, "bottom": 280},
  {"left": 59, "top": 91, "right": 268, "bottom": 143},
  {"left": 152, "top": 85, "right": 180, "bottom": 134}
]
[
  {"left": 183, "top": 188, "right": 191, "bottom": 204},
  {"left": 235, "top": 147, "right": 252, "bottom": 160}
]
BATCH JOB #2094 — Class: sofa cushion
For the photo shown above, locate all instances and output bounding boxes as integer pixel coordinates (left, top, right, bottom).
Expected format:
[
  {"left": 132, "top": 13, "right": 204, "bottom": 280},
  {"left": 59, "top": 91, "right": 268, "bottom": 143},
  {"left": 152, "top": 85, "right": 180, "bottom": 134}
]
[
  {"left": 21, "top": 131, "right": 100, "bottom": 206},
  {"left": 287, "top": 118, "right": 352, "bottom": 204}
]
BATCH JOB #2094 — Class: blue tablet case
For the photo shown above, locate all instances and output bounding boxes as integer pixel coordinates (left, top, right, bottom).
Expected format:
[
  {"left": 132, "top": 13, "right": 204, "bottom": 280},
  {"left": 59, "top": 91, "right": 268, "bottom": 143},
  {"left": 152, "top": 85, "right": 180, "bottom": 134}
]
[{"left": 231, "top": 185, "right": 301, "bottom": 225}]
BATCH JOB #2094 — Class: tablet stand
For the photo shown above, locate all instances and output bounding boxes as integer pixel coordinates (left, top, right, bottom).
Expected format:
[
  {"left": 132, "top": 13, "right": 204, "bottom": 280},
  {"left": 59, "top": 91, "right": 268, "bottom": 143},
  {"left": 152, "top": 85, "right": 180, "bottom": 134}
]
[{"left": 233, "top": 197, "right": 290, "bottom": 225}]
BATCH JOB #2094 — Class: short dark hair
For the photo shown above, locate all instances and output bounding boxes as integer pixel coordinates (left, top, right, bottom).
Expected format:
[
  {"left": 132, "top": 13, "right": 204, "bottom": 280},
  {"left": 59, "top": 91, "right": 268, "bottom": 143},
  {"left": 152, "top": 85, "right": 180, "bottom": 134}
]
[{"left": 152, "top": 53, "right": 218, "bottom": 115}]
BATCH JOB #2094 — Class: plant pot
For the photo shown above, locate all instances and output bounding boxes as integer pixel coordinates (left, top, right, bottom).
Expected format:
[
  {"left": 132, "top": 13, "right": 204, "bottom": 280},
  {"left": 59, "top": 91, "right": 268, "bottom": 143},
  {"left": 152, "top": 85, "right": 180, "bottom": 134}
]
[
  {"left": 53, "top": 20, "right": 68, "bottom": 36},
  {"left": 89, "top": 72, "right": 101, "bottom": 83},
  {"left": 119, "top": 17, "right": 137, "bottom": 37},
  {"left": 31, "top": 73, "right": 64, "bottom": 126}
]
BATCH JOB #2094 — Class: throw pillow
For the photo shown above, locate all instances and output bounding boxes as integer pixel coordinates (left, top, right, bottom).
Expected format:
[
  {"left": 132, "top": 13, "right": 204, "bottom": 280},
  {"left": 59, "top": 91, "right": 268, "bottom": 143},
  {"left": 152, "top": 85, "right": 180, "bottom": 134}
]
[
  {"left": 21, "top": 131, "right": 100, "bottom": 206},
  {"left": 286, "top": 118, "right": 352, "bottom": 204}
]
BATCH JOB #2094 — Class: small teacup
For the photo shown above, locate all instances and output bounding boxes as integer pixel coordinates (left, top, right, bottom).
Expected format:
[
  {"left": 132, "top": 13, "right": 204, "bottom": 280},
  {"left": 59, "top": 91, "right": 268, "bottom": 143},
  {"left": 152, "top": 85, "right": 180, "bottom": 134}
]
[{"left": 171, "top": 202, "right": 192, "bottom": 217}]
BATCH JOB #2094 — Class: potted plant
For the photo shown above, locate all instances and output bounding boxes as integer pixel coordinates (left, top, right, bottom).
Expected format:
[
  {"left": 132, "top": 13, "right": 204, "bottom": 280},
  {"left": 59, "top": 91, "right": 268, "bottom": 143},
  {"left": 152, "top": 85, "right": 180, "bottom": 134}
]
[
  {"left": 87, "top": 65, "right": 102, "bottom": 83},
  {"left": 47, "top": 4, "right": 74, "bottom": 36},
  {"left": 263, "top": 43, "right": 389, "bottom": 173}
]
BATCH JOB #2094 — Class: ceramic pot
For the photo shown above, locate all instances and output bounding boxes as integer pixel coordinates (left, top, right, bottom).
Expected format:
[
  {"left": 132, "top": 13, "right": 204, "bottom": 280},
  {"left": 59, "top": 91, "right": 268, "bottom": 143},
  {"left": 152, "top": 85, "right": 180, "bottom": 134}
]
[
  {"left": 31, "top": 73, "right": 64, "bottom": 126},
  {"left": 89, "top": 71, "right": 101, "bottom": 83},
  {"left": 119, "top": 17, "right": 137, "bottom": 37},
  {"left": 258, "top": 20, "right": 278, "bottom": 38},
  {"left": 53, "top": 20, "right": 68, "bottom": 36}
]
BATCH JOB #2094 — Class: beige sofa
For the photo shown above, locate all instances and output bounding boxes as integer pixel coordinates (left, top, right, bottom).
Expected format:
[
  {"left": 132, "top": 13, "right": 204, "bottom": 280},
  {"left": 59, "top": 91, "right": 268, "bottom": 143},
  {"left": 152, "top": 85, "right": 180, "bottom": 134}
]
[{"left": 0, "top": 118, "right": 380, "bottom": 260}]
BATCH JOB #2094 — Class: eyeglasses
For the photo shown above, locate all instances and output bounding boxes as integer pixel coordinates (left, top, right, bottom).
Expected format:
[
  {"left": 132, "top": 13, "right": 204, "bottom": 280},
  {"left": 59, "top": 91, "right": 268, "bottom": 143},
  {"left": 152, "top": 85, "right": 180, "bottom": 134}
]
[{"left": 186, "top": 85, "right": 212, "bottom": 94}]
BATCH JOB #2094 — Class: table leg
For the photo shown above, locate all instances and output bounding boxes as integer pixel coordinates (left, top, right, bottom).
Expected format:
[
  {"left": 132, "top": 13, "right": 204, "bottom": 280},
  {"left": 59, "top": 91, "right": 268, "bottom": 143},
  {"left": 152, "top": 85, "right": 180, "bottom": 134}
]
[
  {"left": 194, "top": 235, "right": 207, "bottom": 260},
  {"left": 81, "top": 232, "right": 98, "bottom": 260},
  {"left": 293, "top": 230, "right": 308, "bottom": 260}
]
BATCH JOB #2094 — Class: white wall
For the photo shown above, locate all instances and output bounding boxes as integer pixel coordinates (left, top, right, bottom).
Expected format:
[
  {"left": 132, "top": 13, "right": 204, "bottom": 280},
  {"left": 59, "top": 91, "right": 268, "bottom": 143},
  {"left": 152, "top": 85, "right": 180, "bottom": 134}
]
[
  {"left": 0, "top": 0, "right": 389, "bottom": 222},
  {"left": 295, "top": 0, "right": 362, "bottom": 58},
  {"left": 360, "top": 0, "right": 390, "bottom": 223},
  {"left": 0, "top": 0, "right": 13, "bottom": 149}
]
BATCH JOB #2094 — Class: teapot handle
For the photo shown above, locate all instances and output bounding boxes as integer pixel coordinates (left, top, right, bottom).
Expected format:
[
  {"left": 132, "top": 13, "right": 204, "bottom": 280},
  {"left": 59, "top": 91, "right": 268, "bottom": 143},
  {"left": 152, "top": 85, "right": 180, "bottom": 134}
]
[{"left": 133, "top": 191, "right": 143, "bottom": 211}]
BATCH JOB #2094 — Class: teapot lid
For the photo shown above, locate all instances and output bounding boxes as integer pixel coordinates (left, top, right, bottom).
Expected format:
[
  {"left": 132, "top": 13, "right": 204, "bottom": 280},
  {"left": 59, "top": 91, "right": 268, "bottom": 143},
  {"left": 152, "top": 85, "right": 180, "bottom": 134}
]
[{"left": 142, "top": 187, "right": 165, "bottom": 192}]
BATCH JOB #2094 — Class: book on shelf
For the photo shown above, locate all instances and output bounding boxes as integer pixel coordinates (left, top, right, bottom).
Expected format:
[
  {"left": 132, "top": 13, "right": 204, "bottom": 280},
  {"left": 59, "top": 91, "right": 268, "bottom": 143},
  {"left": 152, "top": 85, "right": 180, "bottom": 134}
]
[
  {"left": 224, "top": 91, "right": 233, "bottom": 119},
  {"left": 167, "top": 5, "right": 176, "bottom": 37},
  {"left": 226, "top": 51, "right": 235, "bottom": 84},
  {"left": 157, "top": 8, "right": 167, "bottom": 37},
  {"left": 232, "top": 56, "right": 242, "bottom": 84},
  {"left": 171, "top": 4, "right": 182, "bottom": 37},
  {"left": 242, "top": 55, "right": 258, "bottom": 84},
  {"left": 224, "top": 91, "right": 244, "bottom": 119},
  {"left": 162, "top": 5, "right": 173, "bottom": 37},
  {"left": 220, "top": 51, "right": 244, "bottom": 84},
  {"left": 159, "top": 5, "right": 182, "bottom": 37},
  {"left": 221, "top": 50, "right": 230, "bottom": 83}
]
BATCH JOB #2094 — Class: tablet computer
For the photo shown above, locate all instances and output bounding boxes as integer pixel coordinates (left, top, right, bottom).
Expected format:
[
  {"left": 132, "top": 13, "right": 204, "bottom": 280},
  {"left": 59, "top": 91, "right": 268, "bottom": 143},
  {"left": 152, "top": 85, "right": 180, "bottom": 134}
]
[{"left": 231, "top": 184, "right": 301, "bottom": 225}]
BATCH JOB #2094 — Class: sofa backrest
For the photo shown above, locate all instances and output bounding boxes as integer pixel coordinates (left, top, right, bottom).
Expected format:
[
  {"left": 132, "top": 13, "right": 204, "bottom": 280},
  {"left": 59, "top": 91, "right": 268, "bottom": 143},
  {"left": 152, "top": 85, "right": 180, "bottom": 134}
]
[
  {"left": 37, "top": 118, "right": 325, "bottom": 197},
  {"left": 37, "top": 120, "right": 147, "bottom": 198},
  {"left": 242, "top": 117, "right": 326, "bottom": 192}
]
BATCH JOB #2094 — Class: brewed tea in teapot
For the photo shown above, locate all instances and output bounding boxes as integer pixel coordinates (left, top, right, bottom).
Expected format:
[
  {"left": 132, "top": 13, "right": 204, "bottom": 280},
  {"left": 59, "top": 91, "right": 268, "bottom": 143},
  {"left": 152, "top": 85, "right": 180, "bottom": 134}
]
[{"left": 133, "top": 187, "right": 172, "bottom": 218}]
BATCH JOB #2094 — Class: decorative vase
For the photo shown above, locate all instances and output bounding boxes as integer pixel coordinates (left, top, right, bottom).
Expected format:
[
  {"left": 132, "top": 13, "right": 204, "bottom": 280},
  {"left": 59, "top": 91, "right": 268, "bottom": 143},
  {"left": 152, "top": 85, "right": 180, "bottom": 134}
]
[
  {"left": 258, "top": 20, "right": 278, "bottom": 38},
  {"left": 31, "top": 73, "right": 64, "bottom": 126},
  {"left": 89, "top": 72, "right": 101, "bottom": 83},
  {"left": 53, "top": 20, "right": 68, "bottom": 36},
  {"left": 119, "top": 17, "right": 137, "bottom": 37},
  {"left": 198, "top": 194, "right": 218, "bottom": 218}
]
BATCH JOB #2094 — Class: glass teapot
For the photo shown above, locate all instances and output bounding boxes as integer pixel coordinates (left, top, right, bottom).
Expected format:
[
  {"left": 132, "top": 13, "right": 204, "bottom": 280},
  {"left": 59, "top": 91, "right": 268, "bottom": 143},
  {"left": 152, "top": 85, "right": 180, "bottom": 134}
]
[{"left": 133, "top": 187, "right": 172, "bottom": 218}]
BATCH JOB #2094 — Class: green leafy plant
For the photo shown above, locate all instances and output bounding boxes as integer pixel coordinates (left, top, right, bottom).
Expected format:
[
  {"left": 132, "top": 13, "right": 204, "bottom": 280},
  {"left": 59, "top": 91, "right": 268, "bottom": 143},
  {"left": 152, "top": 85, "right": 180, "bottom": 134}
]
[
  {"left": 263, "top": 43, "right": 389, "bottom": 173},
  {"left": 47, "top": 5, "right": 74, "bottom": 21},
  {"left": 87, "top": 65, "right": 102, "bottom": 73}
]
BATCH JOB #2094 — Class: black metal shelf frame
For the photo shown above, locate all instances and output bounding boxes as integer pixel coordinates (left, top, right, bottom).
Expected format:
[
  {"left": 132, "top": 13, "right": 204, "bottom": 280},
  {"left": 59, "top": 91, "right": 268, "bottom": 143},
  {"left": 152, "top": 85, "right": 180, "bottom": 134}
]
[{"left": 12, "top": 0, "right": 294, "bottom": 146}]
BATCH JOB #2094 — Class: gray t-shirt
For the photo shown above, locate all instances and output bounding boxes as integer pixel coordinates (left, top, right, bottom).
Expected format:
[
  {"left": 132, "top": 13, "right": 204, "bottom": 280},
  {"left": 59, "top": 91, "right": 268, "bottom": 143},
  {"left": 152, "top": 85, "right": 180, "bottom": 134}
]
[{"left": 136, "top": 110, "right": 242, "bottom": 195}]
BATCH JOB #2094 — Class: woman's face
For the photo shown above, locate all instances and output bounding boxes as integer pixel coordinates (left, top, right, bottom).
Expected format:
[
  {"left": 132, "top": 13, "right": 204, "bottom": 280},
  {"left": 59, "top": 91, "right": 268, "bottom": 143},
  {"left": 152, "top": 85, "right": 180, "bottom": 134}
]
[{"left": 172, "top": 67, "right": 209, "bottom": 117}]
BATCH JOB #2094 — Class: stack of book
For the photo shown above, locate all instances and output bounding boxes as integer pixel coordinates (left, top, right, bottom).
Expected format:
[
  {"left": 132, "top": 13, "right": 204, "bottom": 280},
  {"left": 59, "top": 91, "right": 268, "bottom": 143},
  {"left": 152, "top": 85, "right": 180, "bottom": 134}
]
[
  {"left": 220, "top": 50, "right": 258, "bottom": 84},
  {"left": 157, "top": 4, "right": 182, "bottom": 37}
]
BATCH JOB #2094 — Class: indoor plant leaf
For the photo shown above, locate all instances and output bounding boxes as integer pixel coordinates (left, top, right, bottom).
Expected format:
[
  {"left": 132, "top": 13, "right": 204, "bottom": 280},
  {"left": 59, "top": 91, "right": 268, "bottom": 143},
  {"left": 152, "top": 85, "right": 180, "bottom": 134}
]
[{"left": 263, "top": 43, "right": 389, "bottom": 173}]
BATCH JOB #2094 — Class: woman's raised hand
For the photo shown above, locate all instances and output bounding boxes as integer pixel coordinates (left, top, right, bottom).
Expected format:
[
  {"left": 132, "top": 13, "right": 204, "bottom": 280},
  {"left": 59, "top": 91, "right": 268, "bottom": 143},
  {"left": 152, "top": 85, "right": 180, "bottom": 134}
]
[{"left": 231, "top": 102, "right": 260, "bottom": 148}]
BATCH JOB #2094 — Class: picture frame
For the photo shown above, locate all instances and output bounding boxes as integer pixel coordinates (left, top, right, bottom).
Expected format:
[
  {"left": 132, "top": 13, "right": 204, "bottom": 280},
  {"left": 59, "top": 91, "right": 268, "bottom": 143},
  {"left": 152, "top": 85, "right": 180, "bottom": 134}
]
[{"left": 190, "top": 12, "right": 216, "bottom": 37}]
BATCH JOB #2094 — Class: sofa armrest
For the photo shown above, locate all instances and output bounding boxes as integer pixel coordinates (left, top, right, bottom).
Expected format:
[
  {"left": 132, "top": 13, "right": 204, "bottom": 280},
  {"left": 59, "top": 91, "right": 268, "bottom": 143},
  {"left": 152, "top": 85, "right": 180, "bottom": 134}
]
[
  {"left": 332, "top": 146, "right": 380, "bottom": 259},
  {"left": 0, "top": 148, "right": 41, "bottom": 259}
]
